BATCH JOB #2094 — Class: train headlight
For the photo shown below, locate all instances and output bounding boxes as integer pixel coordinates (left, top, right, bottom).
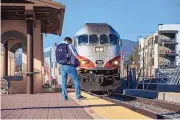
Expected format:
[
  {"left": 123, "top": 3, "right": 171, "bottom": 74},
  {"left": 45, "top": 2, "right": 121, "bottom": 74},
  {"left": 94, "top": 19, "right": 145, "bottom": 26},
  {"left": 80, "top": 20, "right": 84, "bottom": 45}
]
[
  {"left": 81, "top": 60, "right": 86, "bottom": 64},
  {"left": 95, "top": 48, "right": 100, "bottom": 52},
  {"left": 95, "top": 47, "right": 104, "bottom": 52},
  {"left": 81, "top": 60, "right": 89, "bottom": 65},
  {"left": 114, "top": 61, "right": 119, "bottom": 65},
  {"left": 99, "top": 47, "right": 104, "bottom": 52}
]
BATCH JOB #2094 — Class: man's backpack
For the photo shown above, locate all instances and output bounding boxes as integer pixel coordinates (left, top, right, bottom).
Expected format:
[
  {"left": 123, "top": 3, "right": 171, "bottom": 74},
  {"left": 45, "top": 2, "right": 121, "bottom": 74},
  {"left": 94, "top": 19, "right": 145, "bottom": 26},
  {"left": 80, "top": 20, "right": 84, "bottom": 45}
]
[
  {"left": 55, "top": 43, "right": 71, "bottom": 65},
  {"left": 55, "top": 43, "right": 80, "bottom": 67}
]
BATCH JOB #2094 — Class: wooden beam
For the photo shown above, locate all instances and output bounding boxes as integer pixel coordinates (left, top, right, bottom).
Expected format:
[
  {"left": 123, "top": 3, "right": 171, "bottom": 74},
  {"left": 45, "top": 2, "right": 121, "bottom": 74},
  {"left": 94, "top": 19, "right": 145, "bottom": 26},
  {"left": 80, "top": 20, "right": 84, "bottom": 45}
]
[
  {"left": 58, "top": 8, "right": 65, "bottom": 35},
  {"left": 1, "top": 0, "right": 65, "bottom": 9}
]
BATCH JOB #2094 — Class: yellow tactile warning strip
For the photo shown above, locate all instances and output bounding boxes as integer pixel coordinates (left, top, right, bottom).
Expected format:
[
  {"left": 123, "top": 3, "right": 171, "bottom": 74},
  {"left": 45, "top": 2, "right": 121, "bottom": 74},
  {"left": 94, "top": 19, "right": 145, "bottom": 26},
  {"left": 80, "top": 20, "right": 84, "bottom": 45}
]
[{"left": 69, "top": 92, "right": 151, "bottom": 119}]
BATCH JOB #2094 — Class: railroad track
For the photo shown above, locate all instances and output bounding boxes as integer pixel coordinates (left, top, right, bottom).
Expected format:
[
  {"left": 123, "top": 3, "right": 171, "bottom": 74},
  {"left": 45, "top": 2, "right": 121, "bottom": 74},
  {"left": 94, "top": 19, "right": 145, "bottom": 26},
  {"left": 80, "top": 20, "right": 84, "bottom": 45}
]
[{"left": 88, "top": 92, "right": 180, "bottom": 119}]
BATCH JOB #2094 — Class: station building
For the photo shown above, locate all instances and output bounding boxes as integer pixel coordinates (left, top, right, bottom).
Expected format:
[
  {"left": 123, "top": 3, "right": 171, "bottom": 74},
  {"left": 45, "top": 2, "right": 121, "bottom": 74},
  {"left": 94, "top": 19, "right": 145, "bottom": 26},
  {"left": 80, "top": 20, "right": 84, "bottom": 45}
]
[{"left": 0, "top": 0, "right": 65, "bottom": 94}]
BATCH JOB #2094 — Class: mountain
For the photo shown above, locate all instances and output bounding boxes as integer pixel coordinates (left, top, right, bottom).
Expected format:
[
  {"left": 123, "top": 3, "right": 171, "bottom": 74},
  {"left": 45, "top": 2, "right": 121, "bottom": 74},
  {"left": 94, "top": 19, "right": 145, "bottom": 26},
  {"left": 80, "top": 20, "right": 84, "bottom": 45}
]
[{"left": 121, "top": 39, "right": 137, "bottom": 59}]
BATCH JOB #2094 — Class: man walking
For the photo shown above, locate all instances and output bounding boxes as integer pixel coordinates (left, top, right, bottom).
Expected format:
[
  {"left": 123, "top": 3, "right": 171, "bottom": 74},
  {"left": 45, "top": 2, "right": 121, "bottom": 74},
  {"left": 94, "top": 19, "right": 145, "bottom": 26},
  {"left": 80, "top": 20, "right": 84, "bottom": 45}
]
[{"left": 56, "top": 37, "right": 81, "bottom": 100}]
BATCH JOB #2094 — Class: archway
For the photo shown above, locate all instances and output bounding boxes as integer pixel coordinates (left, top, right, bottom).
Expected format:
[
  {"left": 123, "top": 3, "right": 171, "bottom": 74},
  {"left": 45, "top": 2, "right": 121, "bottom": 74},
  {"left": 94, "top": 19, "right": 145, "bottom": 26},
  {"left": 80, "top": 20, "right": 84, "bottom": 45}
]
[
  {"left": 1, "top": 30, "right": 27, "bottom": 77},
  {"left": 1, "top": 30, "right": 27, "bottom": 48}
]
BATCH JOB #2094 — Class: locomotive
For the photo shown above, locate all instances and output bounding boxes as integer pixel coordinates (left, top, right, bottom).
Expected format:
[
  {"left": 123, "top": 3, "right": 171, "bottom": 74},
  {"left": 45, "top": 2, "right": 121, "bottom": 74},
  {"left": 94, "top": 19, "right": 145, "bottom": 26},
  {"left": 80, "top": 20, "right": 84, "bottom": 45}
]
[{"left": 73, "top": 23, "right": 122, "bottom": 93}]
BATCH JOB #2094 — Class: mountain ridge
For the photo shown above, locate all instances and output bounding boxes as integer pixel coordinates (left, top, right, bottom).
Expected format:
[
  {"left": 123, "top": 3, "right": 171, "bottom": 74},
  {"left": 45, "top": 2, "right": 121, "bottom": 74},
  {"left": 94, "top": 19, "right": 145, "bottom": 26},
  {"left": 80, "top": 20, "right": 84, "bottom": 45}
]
[{"left": 121, "top": 39, "right": 136, "bottom": 59}]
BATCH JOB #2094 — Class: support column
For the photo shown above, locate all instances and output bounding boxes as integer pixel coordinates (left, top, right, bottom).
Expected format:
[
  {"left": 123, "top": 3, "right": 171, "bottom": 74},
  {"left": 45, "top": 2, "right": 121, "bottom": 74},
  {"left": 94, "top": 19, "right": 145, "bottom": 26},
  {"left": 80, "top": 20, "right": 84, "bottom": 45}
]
[
  {"left": 26, "top": 16, "right": 34, "bottom": 94},
  {"left": 4, "top": 42, "right": 8, "bottom": 76}
]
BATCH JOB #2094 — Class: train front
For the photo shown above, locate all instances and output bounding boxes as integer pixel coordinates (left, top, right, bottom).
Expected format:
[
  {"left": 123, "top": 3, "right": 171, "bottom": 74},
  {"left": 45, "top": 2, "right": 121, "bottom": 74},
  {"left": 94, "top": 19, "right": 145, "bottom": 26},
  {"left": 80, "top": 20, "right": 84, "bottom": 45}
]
[{"left": 74, "top": 23, "right": 122, "bottom": 92}]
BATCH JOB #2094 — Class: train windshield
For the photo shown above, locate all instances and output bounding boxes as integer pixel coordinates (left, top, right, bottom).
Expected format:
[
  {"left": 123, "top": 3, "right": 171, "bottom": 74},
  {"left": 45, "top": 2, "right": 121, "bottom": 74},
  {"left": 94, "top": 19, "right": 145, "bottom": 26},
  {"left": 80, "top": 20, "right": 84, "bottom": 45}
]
[
  {"left": 78, "top": 35, "right": 88, "bottom": 45},
  {"left": 89, "top": 34, "right": 99, "bottom": 44},
  {"left": 109, "top": 34, "right": 119, "bottom": 45},
  {"left": 100, "top": 34, "right": 109, "bottom": 44}
]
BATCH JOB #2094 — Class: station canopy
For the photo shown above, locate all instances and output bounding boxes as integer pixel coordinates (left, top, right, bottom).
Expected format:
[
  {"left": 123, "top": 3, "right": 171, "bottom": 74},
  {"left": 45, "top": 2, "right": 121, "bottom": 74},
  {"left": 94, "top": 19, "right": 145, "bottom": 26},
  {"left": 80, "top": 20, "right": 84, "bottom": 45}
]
[{"left": 1, "top": 0, "right": 65, "bottom": 35}]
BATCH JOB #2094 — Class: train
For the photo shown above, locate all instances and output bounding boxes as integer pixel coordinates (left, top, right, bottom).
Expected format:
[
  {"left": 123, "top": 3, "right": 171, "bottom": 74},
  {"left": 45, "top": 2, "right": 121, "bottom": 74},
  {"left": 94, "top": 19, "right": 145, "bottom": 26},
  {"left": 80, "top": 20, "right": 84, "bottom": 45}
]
[{"left": 72, "top": 23, "right": 122, "bottom": 93}]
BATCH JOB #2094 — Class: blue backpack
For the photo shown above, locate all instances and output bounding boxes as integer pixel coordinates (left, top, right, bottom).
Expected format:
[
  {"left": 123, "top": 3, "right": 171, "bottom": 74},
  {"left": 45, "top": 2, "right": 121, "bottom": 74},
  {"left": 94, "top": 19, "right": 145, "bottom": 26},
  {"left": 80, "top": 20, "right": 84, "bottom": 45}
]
[{"left": 55, "top": 43, "right": 80, "bottom": 67}]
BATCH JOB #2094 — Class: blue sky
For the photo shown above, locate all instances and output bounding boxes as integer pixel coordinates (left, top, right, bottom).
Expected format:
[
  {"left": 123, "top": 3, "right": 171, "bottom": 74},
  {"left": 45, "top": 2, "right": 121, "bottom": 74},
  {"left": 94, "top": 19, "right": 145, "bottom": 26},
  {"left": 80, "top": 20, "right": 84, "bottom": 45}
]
[{"left": 43, "top": 0, "right": 180, "bottom": 48}]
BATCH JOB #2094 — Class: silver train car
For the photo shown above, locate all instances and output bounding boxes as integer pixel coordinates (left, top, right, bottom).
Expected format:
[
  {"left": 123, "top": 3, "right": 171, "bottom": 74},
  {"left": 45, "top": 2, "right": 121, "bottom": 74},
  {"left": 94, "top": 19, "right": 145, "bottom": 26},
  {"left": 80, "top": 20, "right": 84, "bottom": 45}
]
[{"left": 73, "top": 23, "right": 122, "bottom": 92}]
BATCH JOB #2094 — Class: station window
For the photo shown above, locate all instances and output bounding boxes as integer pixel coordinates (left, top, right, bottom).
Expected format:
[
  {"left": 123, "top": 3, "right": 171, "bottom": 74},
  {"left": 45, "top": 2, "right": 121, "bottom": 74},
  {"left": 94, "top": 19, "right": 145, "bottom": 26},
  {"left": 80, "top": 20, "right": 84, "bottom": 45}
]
[
  {"left": 100, "top": 34, "right": 109, "bottom": 44},
  {"left": 89, "top": 34, "right": 99, "bottom": 44},
  {"left": 44, "top": 51, "right": 50, "bottom": 58},
  {"left": 78, "top": 35, "right": 88, "bottom": 45},
  {"left": 109, "top": 34, "right": 119, "bottom": 45}
]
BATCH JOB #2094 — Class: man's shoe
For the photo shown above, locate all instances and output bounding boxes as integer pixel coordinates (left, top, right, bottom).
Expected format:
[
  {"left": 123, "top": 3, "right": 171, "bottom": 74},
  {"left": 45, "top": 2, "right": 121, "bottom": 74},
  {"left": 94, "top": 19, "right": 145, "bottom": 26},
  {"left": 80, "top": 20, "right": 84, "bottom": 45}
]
[
  {"left": 77, "top": 95, "right": 86, "bottom": 100},
  {"left": 64, "top": 96, "right": 69, "bottom": 100}
]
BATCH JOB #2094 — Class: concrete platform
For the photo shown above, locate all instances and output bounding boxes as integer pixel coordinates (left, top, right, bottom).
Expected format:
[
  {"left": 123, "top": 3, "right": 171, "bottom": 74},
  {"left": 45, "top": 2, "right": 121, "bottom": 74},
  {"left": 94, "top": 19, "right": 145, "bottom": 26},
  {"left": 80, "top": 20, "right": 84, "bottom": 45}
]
[
  {"left": 158, "top": 92, "right": 180, "bottom": 103},
  {"left": 124, "top": 89, "right": 180, "bottom": 103},
  {"left": 1, "top": 91, "right": 150, "bottom": 119},
  {"left": 1, "top": 93, "right": 92, "bottom": 119},
  {"left": 157, "top": 84, "right": 180, "bottom": 92}
]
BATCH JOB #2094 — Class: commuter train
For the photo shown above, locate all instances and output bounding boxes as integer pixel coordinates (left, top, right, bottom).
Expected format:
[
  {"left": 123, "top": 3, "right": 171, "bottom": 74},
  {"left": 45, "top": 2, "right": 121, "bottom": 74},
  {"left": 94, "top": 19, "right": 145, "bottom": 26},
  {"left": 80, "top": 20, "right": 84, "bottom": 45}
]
[{"left": 73, "top": 23, "right": 122, "bottom": 93}]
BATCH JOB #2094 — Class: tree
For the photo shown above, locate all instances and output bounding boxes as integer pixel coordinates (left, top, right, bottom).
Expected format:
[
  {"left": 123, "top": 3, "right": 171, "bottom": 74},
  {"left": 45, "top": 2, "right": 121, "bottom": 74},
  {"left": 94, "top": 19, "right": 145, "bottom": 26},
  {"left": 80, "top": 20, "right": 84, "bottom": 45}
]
[{"left": 128, "top": 55, "right": 133, "bottom": 61}]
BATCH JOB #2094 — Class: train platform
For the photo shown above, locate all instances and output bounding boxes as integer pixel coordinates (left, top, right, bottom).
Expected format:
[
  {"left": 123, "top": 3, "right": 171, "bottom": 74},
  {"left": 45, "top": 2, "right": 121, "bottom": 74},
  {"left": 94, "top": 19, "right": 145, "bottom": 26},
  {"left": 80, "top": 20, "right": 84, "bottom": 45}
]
[
  {"left": 124, "top": 89, "right": 180, "bottom": 103},
  {"left": 1, "top": 91, "right": 150, "bottom": 119}
]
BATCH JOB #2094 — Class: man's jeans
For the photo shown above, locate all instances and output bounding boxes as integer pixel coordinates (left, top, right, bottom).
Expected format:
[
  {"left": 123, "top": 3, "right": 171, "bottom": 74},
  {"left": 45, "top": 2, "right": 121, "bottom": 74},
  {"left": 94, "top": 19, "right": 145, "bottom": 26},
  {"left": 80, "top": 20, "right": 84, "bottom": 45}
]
[{"left": 60, "top": 65, "right": 81, "bottom": 99}]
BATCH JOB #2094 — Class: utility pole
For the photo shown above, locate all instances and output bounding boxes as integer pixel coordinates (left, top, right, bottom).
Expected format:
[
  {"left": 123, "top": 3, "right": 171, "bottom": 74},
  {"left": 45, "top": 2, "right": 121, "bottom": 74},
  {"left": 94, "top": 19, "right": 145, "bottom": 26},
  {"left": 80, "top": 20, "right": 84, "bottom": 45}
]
[
  {"left": 50, "top": 48, "right": 52, "bottom": 85},
  {"left": 137, "top": 36, "right": 142, "bottom": 79},
  {"left": 120, "top": 51, "right": 124, "bottom": 78},
  {"left": 137, "top": 35, "right": 145, "bottom": 89}
]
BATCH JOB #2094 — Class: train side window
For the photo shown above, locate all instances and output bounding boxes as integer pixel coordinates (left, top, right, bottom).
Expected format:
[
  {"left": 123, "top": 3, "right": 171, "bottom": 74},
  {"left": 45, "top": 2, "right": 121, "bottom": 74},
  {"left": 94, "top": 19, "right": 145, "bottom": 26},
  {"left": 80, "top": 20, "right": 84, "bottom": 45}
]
[
  {"left": 109, "top": 34, "right": 119, "bottom": 45},
  {"left": 100, "top": 34, "right": 109, "bottom": 44},
  {"left": 78, "top": 35, "right": 88, "bottom": 45},
  {"left": 89, "top": 34, "right": 99, "bottom": 44}
]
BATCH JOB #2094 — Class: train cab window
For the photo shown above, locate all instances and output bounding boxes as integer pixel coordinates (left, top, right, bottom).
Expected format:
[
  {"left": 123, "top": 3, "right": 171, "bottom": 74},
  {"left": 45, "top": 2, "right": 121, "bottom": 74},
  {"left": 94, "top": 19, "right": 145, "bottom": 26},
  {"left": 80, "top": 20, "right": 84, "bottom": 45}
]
[
  {"left": 89, "top": 34, "right": 99, "bottom": 44},
  {"left": 74, "top": 39, "right": 78, "bottom": 47},
  {"left": 109, "top": 34, "right": 119, "bottom": 45},
  {"left": 78, "top": 35, "right": 88, "bottom": 45},
  {"left": 100, "top": 34, "right": 109, "bottom": 44}
]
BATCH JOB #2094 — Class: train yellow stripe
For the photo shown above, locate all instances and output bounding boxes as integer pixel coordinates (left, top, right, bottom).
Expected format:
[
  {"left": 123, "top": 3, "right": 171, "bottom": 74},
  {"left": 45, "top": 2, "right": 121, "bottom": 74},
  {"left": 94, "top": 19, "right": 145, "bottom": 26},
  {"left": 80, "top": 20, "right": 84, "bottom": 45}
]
[{"left": 69, "top": 92, "right": 151, "bottom": 119}]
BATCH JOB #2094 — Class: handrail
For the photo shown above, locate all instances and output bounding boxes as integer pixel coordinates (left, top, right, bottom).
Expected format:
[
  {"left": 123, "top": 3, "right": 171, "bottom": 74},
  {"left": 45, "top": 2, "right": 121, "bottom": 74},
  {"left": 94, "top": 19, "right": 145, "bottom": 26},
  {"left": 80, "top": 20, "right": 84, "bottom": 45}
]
[
  {"left": 136, "top": 67, "right": 143, "bottom": 89},
  {"left": 169, "top": 65, "right": 180, "bottom": 85},
  {"left": 136, "top": 66, "right": 180, "bottom": 90}
]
